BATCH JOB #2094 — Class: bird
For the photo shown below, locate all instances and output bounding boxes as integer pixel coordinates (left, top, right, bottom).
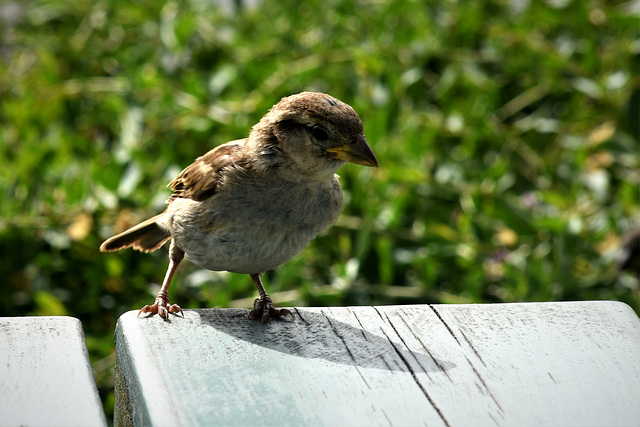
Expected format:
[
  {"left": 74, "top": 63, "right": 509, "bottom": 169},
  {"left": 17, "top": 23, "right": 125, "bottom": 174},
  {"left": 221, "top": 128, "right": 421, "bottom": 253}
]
[{"left": 100, "top": 92, "right": 378, "bottom": 323}]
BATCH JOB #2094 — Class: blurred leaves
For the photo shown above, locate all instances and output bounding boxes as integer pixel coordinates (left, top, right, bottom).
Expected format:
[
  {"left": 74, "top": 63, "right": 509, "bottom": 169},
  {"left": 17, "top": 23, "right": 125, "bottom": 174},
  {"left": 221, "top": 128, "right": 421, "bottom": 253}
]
[{"left": 1, "top": 0, "right": 639, "bottom": 421}]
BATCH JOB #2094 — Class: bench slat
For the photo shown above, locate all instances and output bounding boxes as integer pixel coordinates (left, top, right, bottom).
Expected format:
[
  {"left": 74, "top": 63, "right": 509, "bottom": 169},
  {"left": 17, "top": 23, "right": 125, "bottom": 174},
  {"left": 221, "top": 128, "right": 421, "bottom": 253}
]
[
  {"left": 0, "top": 316, "right": 107, "bottom": 426},
  {"left": 115, "top": 301, "right": 640, "bottom": 426}
]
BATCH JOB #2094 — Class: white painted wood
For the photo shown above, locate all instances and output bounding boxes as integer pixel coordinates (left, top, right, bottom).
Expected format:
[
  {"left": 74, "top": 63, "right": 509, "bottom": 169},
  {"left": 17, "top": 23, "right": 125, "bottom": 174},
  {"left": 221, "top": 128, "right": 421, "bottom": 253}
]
[
  {"left": 0, "top": 316, "right": 107, "bottom": 427},
  {"left": 115, "top": 301, "right": 640, "bottom": 426}
]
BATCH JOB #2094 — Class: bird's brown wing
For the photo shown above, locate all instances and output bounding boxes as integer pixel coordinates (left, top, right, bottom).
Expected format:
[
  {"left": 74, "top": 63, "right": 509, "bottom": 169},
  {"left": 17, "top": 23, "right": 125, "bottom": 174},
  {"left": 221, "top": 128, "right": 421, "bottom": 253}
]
[{"left": 168, "top": 139, "right": 248, "bottom": 202}]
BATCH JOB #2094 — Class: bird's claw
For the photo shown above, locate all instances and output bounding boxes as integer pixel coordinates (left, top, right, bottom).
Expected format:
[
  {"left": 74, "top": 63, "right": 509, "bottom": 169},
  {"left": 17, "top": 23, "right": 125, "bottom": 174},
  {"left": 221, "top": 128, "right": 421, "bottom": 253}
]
[
  {"left": 248, "top": 296, "right": 294, "bottom": 323},
  {"left": 138, "top": 297, "right": 184, "bottom": 321}
]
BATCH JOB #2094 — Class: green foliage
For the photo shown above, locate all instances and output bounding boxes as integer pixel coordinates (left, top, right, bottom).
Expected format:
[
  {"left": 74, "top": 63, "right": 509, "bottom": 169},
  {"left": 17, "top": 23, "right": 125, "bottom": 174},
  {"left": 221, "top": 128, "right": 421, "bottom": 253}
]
[{"left": 1, "top": 0, "right": 638, "bottom": 421}]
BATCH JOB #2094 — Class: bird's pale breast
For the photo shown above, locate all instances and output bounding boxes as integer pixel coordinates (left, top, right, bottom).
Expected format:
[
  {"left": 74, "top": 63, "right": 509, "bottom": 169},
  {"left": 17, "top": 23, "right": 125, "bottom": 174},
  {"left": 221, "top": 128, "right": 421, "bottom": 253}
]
[{"left": 160, "top": 174, "right": 343, "bottom": 274}]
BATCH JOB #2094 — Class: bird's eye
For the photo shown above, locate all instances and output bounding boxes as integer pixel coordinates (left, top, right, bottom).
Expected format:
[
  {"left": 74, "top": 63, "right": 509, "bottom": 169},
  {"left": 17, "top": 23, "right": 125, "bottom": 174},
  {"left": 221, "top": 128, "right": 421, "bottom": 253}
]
[{"left": 311, "top": 125, "right": 329, "bottom": 141}]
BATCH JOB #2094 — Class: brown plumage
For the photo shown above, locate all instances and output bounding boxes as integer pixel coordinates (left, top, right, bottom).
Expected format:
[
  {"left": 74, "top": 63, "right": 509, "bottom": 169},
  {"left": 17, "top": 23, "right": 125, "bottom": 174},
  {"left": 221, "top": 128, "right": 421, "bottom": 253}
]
[
  {"left": 100, "top": 215, "right": 169, "bottom": 252},
  {"left": 168, "top": 142, "right": 248, "bottom": 202},
  {"left": 100, "top": 92, "right": 377, "bottom": 322}
]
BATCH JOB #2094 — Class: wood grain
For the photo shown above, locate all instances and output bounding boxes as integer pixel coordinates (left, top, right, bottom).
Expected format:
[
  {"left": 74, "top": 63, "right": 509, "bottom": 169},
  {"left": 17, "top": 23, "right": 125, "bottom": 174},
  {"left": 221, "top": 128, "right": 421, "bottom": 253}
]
[
  {"left": 0, "top": 317, "right": 107, "bottom": 426},
  {"left": 115, "top": 301, "right": 640, "bottom": 426}
]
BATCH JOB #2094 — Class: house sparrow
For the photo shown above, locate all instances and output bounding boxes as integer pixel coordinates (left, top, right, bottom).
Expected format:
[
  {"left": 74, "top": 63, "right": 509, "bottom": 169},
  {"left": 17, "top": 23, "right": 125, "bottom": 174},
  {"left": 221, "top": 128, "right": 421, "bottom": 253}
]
[{"left": 100, "top": 92, "right": 378, "bottom": 322}]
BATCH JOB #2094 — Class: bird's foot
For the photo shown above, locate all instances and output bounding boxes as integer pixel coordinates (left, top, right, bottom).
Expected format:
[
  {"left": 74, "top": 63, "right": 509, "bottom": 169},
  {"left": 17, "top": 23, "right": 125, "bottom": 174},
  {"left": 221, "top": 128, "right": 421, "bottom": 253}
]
[
  {"left": 248, "top": 295, "right": 294, "bottom": 323},
  {"left": 138, "top": 296, "right": 183, "bottom": 321}
]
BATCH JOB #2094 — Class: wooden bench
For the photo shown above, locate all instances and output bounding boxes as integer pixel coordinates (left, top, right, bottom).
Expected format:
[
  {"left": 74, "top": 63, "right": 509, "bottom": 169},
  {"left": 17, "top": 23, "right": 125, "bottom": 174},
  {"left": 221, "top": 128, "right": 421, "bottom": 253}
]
[
  {"left": 0, "top": 316, "right": 107, "bottom": 426},
  {"left": 114, "top": 301, "right": 640, "bottom": 426}
]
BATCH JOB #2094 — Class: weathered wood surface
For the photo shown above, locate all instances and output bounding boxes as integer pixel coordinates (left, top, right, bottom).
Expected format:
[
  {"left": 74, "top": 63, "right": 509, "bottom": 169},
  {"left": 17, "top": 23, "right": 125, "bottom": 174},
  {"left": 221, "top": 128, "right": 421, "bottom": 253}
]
[
  {"left": 115, "top": 301, "right": 640, "bottom": 426},
  {"left": 0, "top": 316, "right": 107, "bottom": 427}
]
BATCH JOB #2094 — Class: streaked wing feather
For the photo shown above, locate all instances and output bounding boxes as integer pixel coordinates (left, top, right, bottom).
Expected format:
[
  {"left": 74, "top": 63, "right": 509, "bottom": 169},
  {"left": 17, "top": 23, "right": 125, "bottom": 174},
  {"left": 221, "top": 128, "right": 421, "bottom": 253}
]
[{"left": 168, "top": 140, "right": 247, "bottom": 202}]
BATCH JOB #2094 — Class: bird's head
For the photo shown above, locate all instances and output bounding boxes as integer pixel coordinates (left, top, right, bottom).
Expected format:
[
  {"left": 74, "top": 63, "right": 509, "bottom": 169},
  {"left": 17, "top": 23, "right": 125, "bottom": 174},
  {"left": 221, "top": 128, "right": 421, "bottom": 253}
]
[{"left": 250, "top": 92, "right": 378, "bottom": 181}]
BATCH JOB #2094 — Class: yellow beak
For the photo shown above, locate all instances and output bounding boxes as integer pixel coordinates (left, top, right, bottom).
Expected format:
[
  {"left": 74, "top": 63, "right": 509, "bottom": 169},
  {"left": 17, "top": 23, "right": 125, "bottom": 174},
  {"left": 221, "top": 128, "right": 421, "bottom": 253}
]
[{"left": 326, "top": 134, "right": 378, "bottom": 167}]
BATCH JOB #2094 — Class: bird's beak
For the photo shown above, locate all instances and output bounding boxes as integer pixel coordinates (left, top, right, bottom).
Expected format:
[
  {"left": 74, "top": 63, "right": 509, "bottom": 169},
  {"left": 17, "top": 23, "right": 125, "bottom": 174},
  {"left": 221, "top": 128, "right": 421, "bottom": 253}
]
[{"left": 326, "top": 134, "right": 378, "bottom": 167}]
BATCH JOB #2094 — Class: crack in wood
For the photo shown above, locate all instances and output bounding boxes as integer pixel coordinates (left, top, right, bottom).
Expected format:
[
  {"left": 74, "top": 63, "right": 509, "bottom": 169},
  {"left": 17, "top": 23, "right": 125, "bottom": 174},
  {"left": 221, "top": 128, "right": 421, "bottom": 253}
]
[
  {"left": 374, "top": 308, "right": 450, "bottom": 427},
  {"left": 378, "top": 326, "right": 451, "bottom": 427},
  {"left": 351, "top": 310, "right": 370, "bottom": 341},
  {"left": 373, "top": 305, "right": 387, "bottom": 322},
  {"left": 323, "top": 309, "right": 371, "bottom": 390},
  {"left": 458, "top": 328, "right": 487, "bottom": 367},
  {"left": 293, "top": 307, "right": 308, "bottom": 324},
  {"left": 397, "top": 310, "right": 452, "bottom": 381},
  {"left": 384, "top": 312, "right": 434, "bottom": 382},
  {"left": 488, "top": 412, "right": 500, "bottom": 426},
  {"left": 380, "top": 408, "right": 392, "bottom": 426},
  {"left": 378, "top": 354, "right": 393, "bottom": 371},
  {"left": 429, "top": 305, "right": 461, "bottom": 345},
  {"left": 464, "top": 355, "right": 504, "bottom": 415}
]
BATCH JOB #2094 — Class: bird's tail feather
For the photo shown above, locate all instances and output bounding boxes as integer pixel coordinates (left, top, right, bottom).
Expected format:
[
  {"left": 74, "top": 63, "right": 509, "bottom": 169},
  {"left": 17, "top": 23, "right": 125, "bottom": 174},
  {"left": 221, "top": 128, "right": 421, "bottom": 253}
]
[{"left": 100, "top": 215, "right": 170, "bottom": 253}]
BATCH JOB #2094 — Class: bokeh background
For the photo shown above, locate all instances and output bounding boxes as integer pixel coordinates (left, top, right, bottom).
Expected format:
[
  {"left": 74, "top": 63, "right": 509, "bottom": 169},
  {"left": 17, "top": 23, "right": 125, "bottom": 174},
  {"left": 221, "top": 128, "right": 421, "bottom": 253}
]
[{"left": 1, "top": 0, "right": 638, "bottom": 421}]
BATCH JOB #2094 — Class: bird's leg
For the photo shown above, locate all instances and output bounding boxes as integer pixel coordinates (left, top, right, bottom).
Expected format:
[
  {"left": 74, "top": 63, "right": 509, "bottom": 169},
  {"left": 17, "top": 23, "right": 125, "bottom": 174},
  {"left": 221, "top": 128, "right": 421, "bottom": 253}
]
[
  {"left": 248, "top": 273, "right": 294, "bottom": 323},
  {"left": 138, "top": 241, "right": 185, "bottom": 321}
]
